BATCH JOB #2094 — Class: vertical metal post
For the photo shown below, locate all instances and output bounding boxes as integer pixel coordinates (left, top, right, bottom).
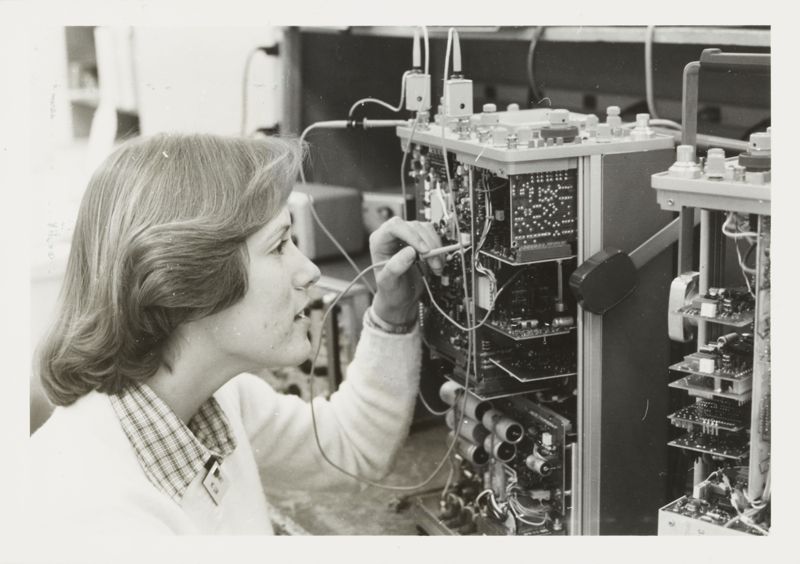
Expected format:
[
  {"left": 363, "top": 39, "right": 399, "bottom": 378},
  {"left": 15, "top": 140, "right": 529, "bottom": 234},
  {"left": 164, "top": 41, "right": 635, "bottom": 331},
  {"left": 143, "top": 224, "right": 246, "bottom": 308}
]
[
  {"left": 697, "top": 209, "right": 711, "bottom": 346},
  {"left": 677, "top": 206, "right": 695, "bottom": 275},
  {"left": 748, "top": 216, "right": 771, "bottom": 500},
  {"left": 579, "top": 154, "right": 604, "bottom": 535}
]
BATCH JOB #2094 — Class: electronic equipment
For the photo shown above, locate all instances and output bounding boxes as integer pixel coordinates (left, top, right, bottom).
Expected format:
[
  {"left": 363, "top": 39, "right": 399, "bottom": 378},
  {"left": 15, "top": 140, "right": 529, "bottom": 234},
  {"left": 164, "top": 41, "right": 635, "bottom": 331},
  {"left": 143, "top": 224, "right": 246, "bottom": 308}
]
[
  {"left": 653, "top": 135, "right": 771, "bottom": 536},
  {"left": 652, "top": 49, "right": 771, "bottom": 536},
  {"left": 398, "top": 101, "right": 676, "bottom": 534},
  {"left": 289, "top": 183, "right": 365, "bottom": 260}
]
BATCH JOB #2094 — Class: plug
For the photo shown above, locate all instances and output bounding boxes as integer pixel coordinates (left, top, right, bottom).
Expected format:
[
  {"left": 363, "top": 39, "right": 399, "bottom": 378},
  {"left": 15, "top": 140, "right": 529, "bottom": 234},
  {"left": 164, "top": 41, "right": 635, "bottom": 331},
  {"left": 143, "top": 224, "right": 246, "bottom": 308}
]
[
  {"left": 406, "top": 72, "right": 431, "bottom": 112},
  {"left": 443, "top": 75, "right": 473, "bottom": 117}
]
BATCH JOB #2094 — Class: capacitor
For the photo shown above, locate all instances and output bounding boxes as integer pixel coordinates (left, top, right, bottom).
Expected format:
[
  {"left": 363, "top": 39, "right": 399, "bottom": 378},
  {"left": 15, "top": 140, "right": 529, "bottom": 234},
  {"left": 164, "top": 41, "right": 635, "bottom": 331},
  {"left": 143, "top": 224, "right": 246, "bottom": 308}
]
[
  {"left": 720, "top": 352, "right": 734, "bottom": 371},
  {"left": 551, "top": 316, "right": 575, "bottom": 328},
  {"left": 439, "top": 381, "right": 491, "bottom": 421},
  {"left": 482, "top": 409, "right": 524, "bottom": 443},
  {"left": 717, "top": 333, "right": 741, "bottom": 346},
  {"left": 445, "top": 410, "right": 490, "bottom": 444},
  {"left": 525, "top": 451, "right": 553, "bottom": 477},
  {"left": 449, "top": 432, "right": 489, "bottom": 466},
  {"left": 721, "top": 297, "right": 735, "bottom": 315},
  {"left": 483, "top": 434, "right": 516, "bottom": 462}
]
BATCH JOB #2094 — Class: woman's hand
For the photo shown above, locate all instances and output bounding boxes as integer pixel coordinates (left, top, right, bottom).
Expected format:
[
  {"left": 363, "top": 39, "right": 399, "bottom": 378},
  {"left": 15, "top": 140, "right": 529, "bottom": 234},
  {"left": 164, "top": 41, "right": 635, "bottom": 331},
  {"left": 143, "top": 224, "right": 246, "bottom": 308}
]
[{"left": 369, "top": 218, "right": 443, "bottom": 326}]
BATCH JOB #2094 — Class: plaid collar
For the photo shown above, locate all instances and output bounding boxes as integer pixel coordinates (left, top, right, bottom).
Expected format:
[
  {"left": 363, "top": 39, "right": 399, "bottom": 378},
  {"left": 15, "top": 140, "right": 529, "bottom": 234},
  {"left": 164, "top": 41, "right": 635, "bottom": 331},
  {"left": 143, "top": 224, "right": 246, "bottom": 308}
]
[{"left": 109, "top": 381, "right": 237, "bottom": 504}]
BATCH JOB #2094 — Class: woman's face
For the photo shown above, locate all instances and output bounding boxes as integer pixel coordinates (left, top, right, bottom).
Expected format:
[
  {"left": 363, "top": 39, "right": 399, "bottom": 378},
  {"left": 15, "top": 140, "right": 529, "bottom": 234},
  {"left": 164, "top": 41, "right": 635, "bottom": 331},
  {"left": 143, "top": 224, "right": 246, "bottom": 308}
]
[{"left": 199, "top": 206, "right": 321, "bottom": 370}]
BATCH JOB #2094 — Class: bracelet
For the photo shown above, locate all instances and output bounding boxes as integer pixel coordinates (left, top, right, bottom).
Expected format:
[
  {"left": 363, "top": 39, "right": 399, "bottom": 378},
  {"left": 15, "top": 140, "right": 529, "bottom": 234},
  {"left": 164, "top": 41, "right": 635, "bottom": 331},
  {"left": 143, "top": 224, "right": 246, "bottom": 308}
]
[{"left": 364, "top": 306, "right": 417, "bottom": 335}]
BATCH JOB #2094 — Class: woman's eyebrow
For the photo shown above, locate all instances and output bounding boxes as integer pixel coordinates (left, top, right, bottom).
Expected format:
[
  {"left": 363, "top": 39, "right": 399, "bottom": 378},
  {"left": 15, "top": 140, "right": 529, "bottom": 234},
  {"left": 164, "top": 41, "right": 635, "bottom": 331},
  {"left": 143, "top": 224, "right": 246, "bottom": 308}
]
[{"left": 263, "top": 224, "right": 291, "bottom": 248}]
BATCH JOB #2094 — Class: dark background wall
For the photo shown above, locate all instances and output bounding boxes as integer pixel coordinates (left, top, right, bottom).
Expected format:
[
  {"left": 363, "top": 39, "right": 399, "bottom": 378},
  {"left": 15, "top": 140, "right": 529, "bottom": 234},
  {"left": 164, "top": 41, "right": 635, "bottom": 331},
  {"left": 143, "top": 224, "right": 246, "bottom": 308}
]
[{"left": 294, "top": 27, "right": 770, "bottom": 191}]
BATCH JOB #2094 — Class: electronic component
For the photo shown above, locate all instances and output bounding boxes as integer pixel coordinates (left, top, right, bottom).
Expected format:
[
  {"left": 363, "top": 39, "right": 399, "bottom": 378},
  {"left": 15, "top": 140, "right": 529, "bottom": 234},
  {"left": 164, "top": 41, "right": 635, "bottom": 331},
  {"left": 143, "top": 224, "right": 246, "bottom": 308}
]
[
  {"left": 402, "top": 97, "right": 675, "bottom": 534},
  {"left": 659, "top": 466, "right": 769, "bottom": 535},
  {"left": 652, "top": 60, "right": 771, "bottom": 535}
]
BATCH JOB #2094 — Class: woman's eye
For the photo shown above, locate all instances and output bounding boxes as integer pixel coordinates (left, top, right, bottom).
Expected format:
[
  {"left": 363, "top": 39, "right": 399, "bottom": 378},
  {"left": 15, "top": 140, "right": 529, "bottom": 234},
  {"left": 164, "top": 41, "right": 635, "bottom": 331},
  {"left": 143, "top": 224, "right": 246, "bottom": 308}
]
[{"left": 273, "top": 238, "right": 290, "bottom": 255}]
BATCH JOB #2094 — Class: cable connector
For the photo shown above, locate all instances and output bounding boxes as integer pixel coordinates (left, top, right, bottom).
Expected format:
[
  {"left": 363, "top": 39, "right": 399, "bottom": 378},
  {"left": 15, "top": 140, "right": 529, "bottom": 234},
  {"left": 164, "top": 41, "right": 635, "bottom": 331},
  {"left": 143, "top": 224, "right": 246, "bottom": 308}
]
[
  {"left": 360, "top": 118, "right": 410, "bottom": 129},
  {"left": 443, "top": 28, "right": 473, "bottom": 118},
  {"left": 406, "top": 72, "right": 431, "bottom": 112}
]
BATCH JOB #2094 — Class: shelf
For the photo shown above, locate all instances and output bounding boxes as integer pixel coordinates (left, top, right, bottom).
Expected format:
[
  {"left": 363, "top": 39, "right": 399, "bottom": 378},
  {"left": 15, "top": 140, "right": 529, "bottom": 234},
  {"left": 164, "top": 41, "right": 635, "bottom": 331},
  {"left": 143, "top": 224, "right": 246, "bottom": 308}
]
[
  {"left": 485, "top": 320, "right": 575, "bottom": 342},
  {"left": 674, "top": 305, "right": 754, "bottom": 328},
  {"left": 489, "top": 358, "right": 576, "bottom": 384},
  {"left": 668, "top": 432, "right": 749, "bottom": 460},
  {"left": 303, "top": 26, "right": 770, "bottom": 48},
  {"left": 669, "top": 355, "right": 753, "bottom": 382},
  {"left": 668, "top": 404, "right": 748, "bottom": 434},
  {"left": 669, "top": 375, "right": 751, "bottom": 402}
]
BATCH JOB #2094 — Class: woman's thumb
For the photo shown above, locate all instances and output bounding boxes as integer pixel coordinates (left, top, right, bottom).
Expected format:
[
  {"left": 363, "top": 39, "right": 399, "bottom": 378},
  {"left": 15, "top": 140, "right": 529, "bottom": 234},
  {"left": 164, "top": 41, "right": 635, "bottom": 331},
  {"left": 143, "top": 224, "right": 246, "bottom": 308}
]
[{"left": 383, "top": 246, "right": 417, "bottom": 277}]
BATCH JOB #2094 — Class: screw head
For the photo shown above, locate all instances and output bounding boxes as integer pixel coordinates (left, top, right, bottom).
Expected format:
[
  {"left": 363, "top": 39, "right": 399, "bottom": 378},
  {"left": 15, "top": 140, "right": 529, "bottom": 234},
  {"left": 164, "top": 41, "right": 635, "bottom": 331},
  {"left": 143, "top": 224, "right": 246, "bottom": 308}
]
[{"left": 667, "top": 199, "right": 675, "bottom": 206}]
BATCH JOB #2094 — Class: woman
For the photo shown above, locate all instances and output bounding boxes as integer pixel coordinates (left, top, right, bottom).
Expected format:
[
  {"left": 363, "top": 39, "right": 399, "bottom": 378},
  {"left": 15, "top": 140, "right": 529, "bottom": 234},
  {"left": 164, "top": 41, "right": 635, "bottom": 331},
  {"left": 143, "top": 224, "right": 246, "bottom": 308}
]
[{"left": 29, "top": 133, "right": 442, "bottom": 534}]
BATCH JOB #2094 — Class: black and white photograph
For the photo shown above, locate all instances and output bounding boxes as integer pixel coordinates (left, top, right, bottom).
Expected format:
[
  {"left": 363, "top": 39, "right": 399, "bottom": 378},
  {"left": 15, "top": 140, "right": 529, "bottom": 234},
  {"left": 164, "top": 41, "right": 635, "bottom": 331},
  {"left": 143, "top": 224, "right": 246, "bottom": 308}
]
[{"left": 1, "top": 2, "right": 791, "bottom": 562}]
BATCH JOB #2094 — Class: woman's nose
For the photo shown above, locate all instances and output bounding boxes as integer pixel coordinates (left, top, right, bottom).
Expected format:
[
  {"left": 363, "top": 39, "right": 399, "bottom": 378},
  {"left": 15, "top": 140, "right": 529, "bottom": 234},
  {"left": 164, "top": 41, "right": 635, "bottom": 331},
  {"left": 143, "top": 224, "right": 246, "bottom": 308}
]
[{"left": 294, "top": 252, "right": 321, "bottom": 289}]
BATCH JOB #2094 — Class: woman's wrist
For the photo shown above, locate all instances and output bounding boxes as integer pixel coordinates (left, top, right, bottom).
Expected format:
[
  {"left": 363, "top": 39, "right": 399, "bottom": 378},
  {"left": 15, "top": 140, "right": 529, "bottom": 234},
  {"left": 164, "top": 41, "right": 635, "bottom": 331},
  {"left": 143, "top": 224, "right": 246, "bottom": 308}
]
[{"left": 366, "top": 304, "right": 418, "bottom": 334}]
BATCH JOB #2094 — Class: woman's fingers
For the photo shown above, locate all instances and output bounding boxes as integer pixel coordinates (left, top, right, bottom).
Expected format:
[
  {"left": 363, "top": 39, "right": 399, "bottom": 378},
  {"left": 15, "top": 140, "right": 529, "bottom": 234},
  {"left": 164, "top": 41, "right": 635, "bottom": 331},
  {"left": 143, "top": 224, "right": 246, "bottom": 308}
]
[
  {"left": 370, "top": 218, "right": 444, "bottom": 275},
  {"left": 370, "top": 217, "right": 430, "bottom": 260}
]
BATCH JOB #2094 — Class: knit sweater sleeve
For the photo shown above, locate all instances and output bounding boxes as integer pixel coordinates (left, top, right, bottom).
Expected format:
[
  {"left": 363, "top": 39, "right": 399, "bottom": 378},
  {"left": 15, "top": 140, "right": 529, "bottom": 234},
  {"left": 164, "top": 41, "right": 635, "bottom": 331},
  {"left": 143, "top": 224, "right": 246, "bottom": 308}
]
[{"left": 235, "top": 321, "right": 422, "bottom": 491}]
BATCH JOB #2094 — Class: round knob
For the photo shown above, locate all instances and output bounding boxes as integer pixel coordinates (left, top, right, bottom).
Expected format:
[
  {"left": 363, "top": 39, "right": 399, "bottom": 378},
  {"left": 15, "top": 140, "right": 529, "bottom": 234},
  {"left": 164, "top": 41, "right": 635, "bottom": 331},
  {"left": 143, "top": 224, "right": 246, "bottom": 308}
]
[
  {"left": 636, "top": 113, "right": 650, "bottom": 127},
  {"left": 606, "top": 106, "right": 622, "bottom": 129},
  {"left": 584, "top": 114, "right": 599, "bottom": 131},
  {"left": 482, "top": 103, "right": 497, "bottom": 113},
  {"left": 506, "top": 103, "right": 520, "bottom": 111},
  {"left": 669, "top": 145, "right": 701, "bottom": 178},
  {"left": 676, "top": 144, "right": 695, "bottom": 163},
  {"left": 705, "top": 148, "right": 726, "bottom": 178},
  {"left": 749, "top": 132, "right": 771, "bottom": 152}
]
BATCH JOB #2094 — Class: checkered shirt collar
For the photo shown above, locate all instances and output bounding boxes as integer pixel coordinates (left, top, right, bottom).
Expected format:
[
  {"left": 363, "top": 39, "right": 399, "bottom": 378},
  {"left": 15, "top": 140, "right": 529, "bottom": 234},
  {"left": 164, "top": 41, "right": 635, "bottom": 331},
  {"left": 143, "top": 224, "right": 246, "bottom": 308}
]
[{"left": 109, "top": 381, "right": 237, "bottom": 504}]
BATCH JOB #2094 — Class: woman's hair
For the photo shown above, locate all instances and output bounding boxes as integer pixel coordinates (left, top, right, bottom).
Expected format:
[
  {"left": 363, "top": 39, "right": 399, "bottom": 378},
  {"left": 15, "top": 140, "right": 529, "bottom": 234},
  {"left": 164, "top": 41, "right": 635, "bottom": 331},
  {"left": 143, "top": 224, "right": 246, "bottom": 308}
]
[{"left": 38, "top": 133, "right": 303, "bottom": 406}]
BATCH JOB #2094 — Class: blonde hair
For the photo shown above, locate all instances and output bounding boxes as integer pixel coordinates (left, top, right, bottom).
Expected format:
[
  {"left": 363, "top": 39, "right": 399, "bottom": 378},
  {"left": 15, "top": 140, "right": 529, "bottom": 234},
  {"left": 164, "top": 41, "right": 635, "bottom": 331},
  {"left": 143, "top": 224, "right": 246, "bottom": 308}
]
[{"left": 39, "top": 133, "right": 302, "bottom": 405}]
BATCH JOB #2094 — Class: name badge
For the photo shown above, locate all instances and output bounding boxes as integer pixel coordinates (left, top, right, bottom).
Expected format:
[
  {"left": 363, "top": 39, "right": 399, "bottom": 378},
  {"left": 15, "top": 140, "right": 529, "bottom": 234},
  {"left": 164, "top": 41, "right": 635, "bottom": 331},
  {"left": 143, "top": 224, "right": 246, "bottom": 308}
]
[{"left": 202, "top": 457, "right": 228, "bottom": 505}]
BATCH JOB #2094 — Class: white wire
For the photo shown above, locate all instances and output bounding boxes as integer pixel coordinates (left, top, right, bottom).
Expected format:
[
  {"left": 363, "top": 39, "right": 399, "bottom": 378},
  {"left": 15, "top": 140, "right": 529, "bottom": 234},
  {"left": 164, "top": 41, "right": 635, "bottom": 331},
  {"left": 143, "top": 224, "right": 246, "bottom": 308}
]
[
  {"left": 298, "top": 121, "right": 376, "bottom": 294},
  {"left": 452, "top": 29, "right": 462, "bottom": 74},
  {"left": 306, "top": 260, "right": 471, "bottom": 492},
  {"left": 420, "top": 25, "right": 430, "bottom": 75},
  {"left": 348, "top": 71, "right": 411, "bottom": 119},
  {"left": 645, "top": 25, "right": 659, "bottom": 120},
  {"left": 622, "top": 119, "right": 682, "bottom": 131}
]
